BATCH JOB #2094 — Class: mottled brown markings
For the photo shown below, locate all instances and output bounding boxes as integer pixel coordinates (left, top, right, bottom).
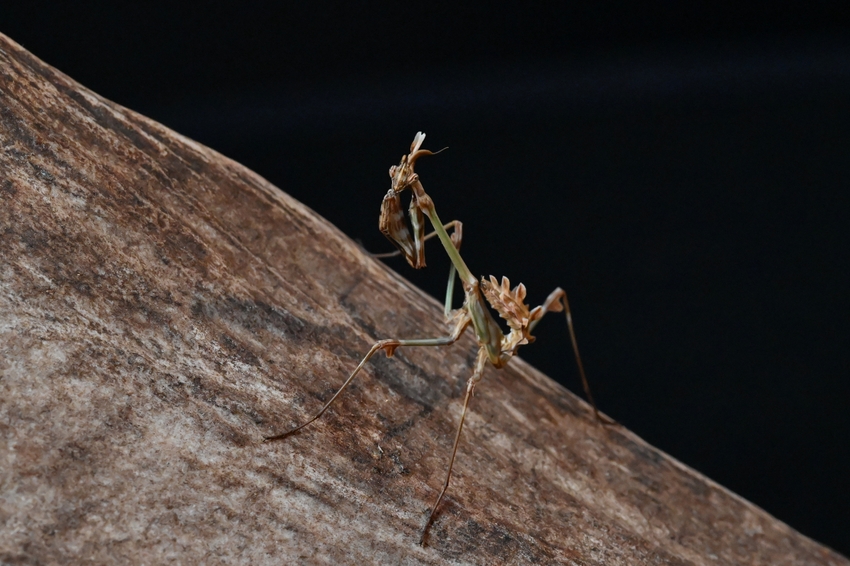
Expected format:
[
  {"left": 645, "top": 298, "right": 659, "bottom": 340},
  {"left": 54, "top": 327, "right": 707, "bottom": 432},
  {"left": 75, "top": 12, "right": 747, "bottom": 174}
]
[
  {"left": 376, "top": 411, "right": 428, "bottom": 443},
  {"left": 513, "top": 368, "right": 587, "bottom": 421},
  {"left": 0, "top": 105, "right": 39, "bottom": 150},
  {"left": 28, "top": 160, "right": 55, "bottom": 181},
  {"left": 674, "top": 468, "right": 711, "bottom": 498},
  {"left": 3, "top": 34, "right": 844, "bottom": 565},
  {"left": 188, "top": 296, "right": 310, "bottom": 372},
  {"left": 184, "top": 293, "right": 450, "bottom": 438},
  {"left": 156, "top": 377, "right": 258, "bottom": 447},
  {"left": 431, "top": 515, "right": 558, "bottom": 564},
  {"left": 218, "top": 333, "right": 261, "bottom": 367},
  {"left": 334, "top": 435, "right": 418, "bottom": 496},
  {"left": 1, "top": 43, "right": 56, "bottom": 89},
  {"left": 366, "top": 351, "right": 450, "bottom": 409},
  {"left": 60, "top": 87, "right": 163, "bottom": 159},
  {"left": 1, "top": 146, "right": 29, "bottom": 165},
  {"left": 619, "top": 434, "right": 665, "bottom": 466},
  {"left": 74, "top": 329, "right": 259, "bottom": 446},
  {"left": 18, "top": 226, "right": 50, "bottom": 251}
]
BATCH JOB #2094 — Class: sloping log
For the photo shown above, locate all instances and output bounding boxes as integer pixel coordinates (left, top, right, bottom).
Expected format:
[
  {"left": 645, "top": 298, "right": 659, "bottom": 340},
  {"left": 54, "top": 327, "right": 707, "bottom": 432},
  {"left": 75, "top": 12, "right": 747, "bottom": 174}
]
[{"left": 0, "top": 33, "right": 845, "bottom": 565}]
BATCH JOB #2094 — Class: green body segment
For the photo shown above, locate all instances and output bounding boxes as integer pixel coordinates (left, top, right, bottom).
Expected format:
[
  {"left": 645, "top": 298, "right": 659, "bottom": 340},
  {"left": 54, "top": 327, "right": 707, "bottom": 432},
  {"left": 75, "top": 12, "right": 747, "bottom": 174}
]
[
  {"left": 422, "top": 202, "right": 476, "bottom": 286},
  {"left": 420, "top": 194, "right": 505, "bottom": 367}
]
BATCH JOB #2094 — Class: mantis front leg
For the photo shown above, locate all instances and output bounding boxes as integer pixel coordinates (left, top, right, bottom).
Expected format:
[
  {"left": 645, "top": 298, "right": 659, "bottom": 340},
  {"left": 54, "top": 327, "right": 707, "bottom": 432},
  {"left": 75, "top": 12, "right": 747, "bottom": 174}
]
[
  {"left": 375, "top": 218, "right": 464, "bottom": 318},
  {"left": 372, "top": 221, "right": 463, "bottom": 260}
]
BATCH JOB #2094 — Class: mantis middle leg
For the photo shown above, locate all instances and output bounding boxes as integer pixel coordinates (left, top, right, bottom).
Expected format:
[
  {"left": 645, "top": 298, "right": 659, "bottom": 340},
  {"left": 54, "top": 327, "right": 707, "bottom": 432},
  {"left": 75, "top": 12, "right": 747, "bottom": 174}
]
[
  {"left": 419, "top": 347, "right": 488, "bottom": 545},
  {"left": 263, "top": 310, "right": 472, "bottom": 442}
]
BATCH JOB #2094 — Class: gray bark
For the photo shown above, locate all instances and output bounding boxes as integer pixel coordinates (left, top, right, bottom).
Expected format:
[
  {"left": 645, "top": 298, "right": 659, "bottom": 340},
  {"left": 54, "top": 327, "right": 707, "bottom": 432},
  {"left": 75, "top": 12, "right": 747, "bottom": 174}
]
[{"left": 0, "top": 32, "right": 846, "bottom": 565}]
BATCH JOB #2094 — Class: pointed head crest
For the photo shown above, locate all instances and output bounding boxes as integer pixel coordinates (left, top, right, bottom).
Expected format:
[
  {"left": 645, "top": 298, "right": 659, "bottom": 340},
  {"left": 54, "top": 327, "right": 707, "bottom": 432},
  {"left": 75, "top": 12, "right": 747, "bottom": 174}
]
[{"left": 388, "top": 132, "right": 446, "bottom": 193}]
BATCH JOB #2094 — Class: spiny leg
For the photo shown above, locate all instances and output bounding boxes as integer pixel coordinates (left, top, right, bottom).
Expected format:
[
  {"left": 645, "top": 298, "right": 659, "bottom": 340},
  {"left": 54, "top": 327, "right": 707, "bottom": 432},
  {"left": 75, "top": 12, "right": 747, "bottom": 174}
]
[
  {"left": 264, "top": 313, "right": 472, "bottom": 442},
  {"left": 378, "top": 189, "right": 424, "bottom": 268},
  {"left": 373, "top": 220, "right": 463, "bottom": 260},
  {"left": 529, "top": 287, "right": 615, "bottom": 425},
  {"left": 420, "top": 348, "right": 488, "bottom": 546},
  {"left": 373, "top": 220, "right": 464, "bottom": 318}
]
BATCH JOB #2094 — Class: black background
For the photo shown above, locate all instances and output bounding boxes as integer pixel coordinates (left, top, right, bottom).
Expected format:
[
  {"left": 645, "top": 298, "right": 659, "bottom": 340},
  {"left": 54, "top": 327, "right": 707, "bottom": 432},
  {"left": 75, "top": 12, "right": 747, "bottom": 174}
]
[{"left": 3, "top": 1, "right": 848, "bottom": 556}]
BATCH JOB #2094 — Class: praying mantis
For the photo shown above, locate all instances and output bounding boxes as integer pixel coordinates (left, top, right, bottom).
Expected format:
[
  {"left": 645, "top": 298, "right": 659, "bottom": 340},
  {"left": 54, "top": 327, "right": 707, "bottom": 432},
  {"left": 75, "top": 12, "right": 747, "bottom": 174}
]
[{"left": 264, "top": 132, "right": 611, "bottom": 545}]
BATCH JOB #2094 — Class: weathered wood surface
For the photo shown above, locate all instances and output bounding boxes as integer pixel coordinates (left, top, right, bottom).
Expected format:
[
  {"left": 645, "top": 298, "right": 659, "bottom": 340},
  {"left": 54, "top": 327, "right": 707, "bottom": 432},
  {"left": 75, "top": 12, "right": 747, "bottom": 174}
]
[{"left": 0, "top": 32, "right": 845, "bottom": 565}]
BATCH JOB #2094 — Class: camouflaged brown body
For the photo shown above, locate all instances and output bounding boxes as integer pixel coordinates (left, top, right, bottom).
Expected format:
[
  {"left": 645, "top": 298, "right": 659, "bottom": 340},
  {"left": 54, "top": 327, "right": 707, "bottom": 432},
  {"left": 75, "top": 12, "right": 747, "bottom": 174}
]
[{"left": 269, "top": 132, "right": 604, "bottom": 545}]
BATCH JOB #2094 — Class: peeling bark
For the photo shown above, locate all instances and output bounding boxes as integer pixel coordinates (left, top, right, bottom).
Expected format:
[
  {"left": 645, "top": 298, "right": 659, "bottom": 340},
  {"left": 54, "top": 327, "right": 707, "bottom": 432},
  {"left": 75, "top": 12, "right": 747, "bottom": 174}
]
[{"left": 0, "top": 33, "right": 846, "bottom": 565}]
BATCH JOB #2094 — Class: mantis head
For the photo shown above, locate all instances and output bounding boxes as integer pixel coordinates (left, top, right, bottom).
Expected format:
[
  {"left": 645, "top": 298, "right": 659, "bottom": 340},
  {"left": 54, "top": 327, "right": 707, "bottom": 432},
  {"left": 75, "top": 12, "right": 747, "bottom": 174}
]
[
  {"left": 381, "top": 132, "right": 450, "bottom": 269},
  {"left": 388, "top": 132, "right": 443, "bottom": 193}
]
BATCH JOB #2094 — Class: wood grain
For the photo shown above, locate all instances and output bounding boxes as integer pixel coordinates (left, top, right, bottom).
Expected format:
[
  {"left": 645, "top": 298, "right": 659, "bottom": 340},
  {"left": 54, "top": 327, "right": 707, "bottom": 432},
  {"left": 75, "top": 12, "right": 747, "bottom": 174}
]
[{"left": 0, "top": 33, "right": 845, "bottom": 565}]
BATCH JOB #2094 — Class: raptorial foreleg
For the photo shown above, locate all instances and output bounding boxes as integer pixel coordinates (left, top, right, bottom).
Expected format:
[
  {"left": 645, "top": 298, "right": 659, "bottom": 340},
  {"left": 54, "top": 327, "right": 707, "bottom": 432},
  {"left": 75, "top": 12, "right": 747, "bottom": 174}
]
[{"left": 373, "top": 220, "right": 463, "bottom": 259}]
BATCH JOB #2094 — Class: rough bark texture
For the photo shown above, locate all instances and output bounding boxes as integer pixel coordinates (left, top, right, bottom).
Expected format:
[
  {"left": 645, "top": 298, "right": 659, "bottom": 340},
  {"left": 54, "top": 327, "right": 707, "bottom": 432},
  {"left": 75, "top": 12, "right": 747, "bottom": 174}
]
[{"left": 0, "top": 33, "right": 846, "bottom": 565}]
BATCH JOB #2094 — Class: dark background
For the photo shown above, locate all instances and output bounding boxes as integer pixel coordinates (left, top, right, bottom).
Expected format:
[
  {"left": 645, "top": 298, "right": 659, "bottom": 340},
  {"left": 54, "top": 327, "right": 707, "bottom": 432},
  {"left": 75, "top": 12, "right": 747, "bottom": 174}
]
[{"left": 3, "top": 1, "right": 848, "bottom": 556}]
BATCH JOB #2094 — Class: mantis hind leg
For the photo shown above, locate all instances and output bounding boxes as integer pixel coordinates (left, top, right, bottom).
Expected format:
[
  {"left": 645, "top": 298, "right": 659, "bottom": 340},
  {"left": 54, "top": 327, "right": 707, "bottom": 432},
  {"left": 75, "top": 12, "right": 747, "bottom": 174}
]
[
  {"left": 530, "top": 287, "right": 615, "bottom": 425},
  {"left": 420, "top": 348, "right": 487, "bottom": 546}
]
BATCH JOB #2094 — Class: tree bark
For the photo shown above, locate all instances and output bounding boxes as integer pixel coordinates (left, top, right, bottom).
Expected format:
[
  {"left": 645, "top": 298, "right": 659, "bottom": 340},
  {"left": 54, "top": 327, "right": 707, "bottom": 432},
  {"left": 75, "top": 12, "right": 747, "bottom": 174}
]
[{"left": 0, "top": 33, "right": 845, "bottom": 565}]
